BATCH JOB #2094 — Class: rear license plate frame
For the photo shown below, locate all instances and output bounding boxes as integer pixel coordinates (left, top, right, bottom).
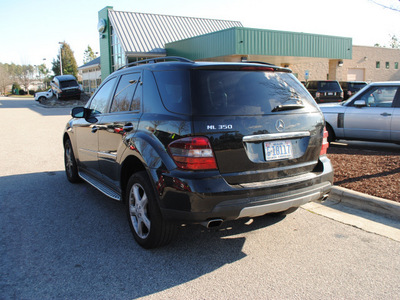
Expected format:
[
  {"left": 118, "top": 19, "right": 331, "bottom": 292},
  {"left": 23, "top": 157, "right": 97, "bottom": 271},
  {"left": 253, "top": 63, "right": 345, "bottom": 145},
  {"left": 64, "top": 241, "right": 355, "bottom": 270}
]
[{"left": 264, "top": 140, "right": 293, "bottom": 161}]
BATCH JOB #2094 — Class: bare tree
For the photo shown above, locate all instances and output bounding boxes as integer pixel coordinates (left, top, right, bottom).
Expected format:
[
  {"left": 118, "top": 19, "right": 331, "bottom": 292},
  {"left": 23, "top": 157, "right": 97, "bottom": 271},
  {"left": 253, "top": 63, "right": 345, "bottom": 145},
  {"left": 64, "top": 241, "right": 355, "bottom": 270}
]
[
  {"left": 0, "top": 64, "right": 12, "bottom": 95},
  {"left": 19, "top": 65, "right": 34, "bottom": 93}
]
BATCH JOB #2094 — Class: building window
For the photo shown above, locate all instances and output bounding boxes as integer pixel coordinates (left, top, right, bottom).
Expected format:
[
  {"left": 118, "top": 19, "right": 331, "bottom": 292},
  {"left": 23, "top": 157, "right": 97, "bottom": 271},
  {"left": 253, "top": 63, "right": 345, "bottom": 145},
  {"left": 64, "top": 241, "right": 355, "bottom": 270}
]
[
  {"left": 395, "top": 62, "right": 399, "bottom": 70},
  {"left": 110, "top": 25, "right": 125, "bottom": 71},
  {"left": 376, "top": 61, "right": 380, "bottom": 68},
  {"left": 386, "top": 62, "right": 390, "bottom": 69}
]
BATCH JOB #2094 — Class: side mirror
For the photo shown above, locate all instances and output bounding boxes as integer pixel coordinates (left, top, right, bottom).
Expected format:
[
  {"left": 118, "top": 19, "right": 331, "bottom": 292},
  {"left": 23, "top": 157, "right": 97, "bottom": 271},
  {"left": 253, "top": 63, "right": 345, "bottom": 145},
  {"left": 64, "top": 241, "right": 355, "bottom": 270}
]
[
  {"left": 71, "top": 106, "right": 98, "bottom": 123},
  {"left": 71, "top": 106, "right": 86, "bottom": 118},
  {"left": 354, "top": 100, "right": 366, "bottom": 108}
]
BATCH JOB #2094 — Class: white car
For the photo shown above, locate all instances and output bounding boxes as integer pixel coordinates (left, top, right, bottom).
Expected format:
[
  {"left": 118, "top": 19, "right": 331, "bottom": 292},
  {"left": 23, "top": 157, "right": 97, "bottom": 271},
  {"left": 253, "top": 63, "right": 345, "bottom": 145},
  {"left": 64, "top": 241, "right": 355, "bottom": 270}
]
[
  {"left": 34, "top": 89, "right": 54, "bottom": 102},
  {"left": 320, "top": 82, "right": 400, "bottom": 144}
]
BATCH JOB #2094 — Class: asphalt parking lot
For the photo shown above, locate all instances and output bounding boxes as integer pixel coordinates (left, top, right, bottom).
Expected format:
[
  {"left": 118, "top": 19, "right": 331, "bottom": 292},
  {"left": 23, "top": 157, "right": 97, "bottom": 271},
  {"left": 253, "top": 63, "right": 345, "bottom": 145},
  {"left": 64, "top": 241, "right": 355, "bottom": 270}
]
[{"left": 1, "top": 97, "right": 400, "bottom": 299}]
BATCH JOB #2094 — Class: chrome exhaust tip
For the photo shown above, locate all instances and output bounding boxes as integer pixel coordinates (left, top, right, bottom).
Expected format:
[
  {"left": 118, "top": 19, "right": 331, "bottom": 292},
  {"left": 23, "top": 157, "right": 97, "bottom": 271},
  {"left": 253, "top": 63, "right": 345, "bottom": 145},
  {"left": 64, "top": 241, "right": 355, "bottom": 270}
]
[{"left": 201, "top": 219, "right": 224, "bottom": 228}]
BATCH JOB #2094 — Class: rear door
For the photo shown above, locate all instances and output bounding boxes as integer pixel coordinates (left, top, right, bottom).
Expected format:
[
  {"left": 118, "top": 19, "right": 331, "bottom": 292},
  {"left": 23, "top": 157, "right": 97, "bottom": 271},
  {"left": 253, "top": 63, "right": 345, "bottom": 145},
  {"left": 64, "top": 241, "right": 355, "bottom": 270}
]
[
  {"left": 190, "top": 68, "right": 324, "bottom": 184},
  {"left": 97, "top": 72, "right": 143, "bottom": 189}
]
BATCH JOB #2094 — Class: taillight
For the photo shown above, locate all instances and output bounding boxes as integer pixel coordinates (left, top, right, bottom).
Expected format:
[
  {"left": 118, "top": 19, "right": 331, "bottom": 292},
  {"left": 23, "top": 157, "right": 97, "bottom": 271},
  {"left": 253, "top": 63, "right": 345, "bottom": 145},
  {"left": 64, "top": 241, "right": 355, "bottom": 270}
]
[
  {"left": 316, "top": 92, "right": 320, "bottom": 98},
  {"left": 240, "top": 66, "right": 275, "bottom": 71},
  {"left": 340, "top": 92, "right": 344, "bottom": 98},
  {"left": 320, "top": 127, "right": 329, "bottom": 156},
  {"left": 168, "top": 137, "right": 217, "bottom": 170}
]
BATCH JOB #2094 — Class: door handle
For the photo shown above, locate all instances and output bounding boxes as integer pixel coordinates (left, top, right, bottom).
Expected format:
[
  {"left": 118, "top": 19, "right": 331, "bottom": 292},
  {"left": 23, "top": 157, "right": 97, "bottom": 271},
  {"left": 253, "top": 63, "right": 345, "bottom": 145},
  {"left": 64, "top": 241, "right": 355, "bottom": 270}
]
[
  {"left": 123, "top": 123, "right": 134, "bottom": 132},
  {"left": 380, "top": 112, "right": 391, "bottom": 117},
  {"left": 91, "top": 126, "right": 98, "bottom": 133}
]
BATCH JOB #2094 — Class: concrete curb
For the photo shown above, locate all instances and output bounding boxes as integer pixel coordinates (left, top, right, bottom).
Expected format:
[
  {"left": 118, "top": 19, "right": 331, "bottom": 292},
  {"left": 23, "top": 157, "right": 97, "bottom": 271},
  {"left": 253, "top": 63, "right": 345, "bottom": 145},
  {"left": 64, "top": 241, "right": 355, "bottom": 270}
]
[{"left": 329, "top": 186, "right": 400, "bottom": 221}]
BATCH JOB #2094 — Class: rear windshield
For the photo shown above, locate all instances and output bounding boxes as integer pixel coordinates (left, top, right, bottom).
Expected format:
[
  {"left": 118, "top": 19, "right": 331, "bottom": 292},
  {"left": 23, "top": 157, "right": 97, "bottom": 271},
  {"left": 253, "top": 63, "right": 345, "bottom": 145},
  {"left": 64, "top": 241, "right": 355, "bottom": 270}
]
[
  {"left": 317, "top": 81, "right": 341, "bottom": 91},
  {"left": 60, "top": 80, "right": 79, "bottom": 88},
  {"left": 347, "top": 82, "right": 367, "bottom": 90},
  {"left": 154, "top": 69, "right": 318, "bottom": 115}
]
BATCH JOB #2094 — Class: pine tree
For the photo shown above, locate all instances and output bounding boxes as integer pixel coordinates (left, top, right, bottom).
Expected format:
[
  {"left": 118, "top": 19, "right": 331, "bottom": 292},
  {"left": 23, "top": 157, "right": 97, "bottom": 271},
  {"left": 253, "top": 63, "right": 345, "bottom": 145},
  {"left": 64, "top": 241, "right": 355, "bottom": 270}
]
[
  {"left": 52, "top": 42, "right": 78, "bottom": 78},
  {"left": 83, "top": 45, "right": 98, "bottom": 64}
]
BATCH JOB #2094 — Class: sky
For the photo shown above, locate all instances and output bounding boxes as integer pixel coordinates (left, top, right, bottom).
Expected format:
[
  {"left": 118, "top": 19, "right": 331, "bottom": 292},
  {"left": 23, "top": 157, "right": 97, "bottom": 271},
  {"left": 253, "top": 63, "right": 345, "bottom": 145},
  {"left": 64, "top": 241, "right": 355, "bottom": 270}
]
[{"left": 0, "top": 0, "right": 399, "bottom": 69}]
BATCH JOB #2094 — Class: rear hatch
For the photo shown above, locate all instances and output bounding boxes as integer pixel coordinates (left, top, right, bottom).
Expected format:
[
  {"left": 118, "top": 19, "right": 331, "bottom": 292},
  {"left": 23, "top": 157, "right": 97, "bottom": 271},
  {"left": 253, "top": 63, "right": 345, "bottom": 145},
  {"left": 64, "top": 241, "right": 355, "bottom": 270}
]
[
  {"left": 60, "top": 80, "right": 81, "bottom": 96},
  {"left": 317, "top": 81, "right": 343, "bottom": 102},
  {"left": 190, "top": 66, "right": 324, "bottom": 184}
]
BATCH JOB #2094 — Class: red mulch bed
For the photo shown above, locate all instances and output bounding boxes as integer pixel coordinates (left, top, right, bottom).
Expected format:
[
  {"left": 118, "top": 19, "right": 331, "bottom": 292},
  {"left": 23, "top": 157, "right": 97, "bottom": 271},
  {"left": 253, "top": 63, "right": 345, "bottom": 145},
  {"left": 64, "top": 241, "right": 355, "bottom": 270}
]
[{"left": 327, "top": 146, "right": 400, "bottom": 203}]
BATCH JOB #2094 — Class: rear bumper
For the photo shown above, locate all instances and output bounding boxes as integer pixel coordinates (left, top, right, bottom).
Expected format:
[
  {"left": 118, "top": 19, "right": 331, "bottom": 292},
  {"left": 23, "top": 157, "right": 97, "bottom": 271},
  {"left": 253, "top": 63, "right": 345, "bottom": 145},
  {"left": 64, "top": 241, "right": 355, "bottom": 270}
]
[
  {"left": 156, "top": 156, "right": 333, "bottom": 224},
  {"left": 58, "top": 89, "right": 81, "bottom": 99}
]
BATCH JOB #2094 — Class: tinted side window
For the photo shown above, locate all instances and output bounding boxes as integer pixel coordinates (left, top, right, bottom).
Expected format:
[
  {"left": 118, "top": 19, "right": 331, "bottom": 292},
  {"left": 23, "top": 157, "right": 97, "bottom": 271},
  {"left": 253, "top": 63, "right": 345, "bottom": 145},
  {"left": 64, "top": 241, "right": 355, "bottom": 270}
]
[
  {"left": 89, "top": 77, "right": 117, "bottom": 114},
  {"left": 131, "top": 80, "right": 142, "bottom": 111},
  {"left": 110, "top": 73, "right": 141, "bottom": 113},
  {"left": 153, "top": 70, "right": 191, "bottom": 115},
  {"left": 355, "top": 86, "right": 398, "bottom": 107},
  {"left": 306, "top": 81, "right": 317, "bottom": 89}
]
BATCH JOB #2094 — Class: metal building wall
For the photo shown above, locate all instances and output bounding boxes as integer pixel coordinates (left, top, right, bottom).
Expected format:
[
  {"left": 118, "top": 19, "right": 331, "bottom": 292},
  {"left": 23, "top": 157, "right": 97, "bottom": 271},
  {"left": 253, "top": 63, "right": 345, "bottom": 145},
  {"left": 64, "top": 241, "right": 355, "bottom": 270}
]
[{"left": 167, "top": 27, "right": 353, "bottom": 61}]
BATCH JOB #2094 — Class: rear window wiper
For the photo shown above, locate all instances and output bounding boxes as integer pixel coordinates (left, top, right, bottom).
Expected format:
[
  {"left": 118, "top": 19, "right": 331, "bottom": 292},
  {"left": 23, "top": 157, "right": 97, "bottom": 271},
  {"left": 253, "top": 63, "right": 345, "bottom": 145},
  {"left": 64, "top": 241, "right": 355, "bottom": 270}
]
[{"left": 271, "top": 103, "right": 305, "bottom": 112}]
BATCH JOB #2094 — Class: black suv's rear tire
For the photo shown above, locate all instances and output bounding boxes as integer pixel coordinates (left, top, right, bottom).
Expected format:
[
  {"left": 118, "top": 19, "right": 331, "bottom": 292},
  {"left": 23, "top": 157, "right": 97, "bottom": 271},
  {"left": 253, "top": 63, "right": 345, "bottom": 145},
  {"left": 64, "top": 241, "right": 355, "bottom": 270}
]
[
  {"left": 64, "top": 139, "right": 81, "bottom": 183},
  {"left": 126, "top": 171, "right": 177, "bottom": 249}
]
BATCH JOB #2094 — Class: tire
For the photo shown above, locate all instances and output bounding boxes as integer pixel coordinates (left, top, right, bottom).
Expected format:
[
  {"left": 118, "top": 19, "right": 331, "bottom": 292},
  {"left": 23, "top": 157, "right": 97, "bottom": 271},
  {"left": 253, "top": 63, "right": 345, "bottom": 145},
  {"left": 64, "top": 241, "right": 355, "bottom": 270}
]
[
  {"left": 326, "top": 124, "right": 335, "bottom": 144},
  {"left": 38, "top": 96, "right": 46, "bottom": 103},
  {"left": 64, "top": 139, "right": 81, "bottom": 183},
  {"left": 126, "top": 171, "right": 177, "bottom": 249}
]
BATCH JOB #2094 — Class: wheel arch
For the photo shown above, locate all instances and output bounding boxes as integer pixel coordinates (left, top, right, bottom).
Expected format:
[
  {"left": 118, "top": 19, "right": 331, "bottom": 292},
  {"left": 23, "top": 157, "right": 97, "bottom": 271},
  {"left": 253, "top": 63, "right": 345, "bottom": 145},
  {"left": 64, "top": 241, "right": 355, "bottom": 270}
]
[{"left": 120, "top": 155, "right": 147, "bottom": 202}]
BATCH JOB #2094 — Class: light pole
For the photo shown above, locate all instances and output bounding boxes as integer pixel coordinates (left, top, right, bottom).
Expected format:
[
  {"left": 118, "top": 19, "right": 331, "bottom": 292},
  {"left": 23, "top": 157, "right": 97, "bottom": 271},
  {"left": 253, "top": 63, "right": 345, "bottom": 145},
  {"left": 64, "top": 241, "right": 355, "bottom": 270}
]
[
  {"left": 58, "top": 42, "right": 63, "bottom": 75},
  {"left": 42, "top": 58, "right": 47, "bottom": 89}
]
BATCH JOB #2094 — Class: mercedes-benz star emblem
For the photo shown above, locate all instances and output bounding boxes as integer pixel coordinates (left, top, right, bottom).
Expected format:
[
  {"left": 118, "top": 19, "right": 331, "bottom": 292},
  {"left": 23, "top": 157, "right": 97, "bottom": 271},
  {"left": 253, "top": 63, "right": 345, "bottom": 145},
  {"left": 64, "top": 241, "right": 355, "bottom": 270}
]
[{"left": 275, "top": 119, "right": 285, "bottom": 132}]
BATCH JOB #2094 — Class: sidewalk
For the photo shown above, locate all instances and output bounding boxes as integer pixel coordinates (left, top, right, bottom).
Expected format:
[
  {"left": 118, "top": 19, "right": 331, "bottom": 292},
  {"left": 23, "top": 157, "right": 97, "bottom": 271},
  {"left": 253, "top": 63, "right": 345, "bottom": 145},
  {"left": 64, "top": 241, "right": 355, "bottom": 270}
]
[
  {"left": 303, "top": 186, "right": 400, "bottom": 242},
  {"left": 329, "top": 186, "right": 400, "bottom": 221}
]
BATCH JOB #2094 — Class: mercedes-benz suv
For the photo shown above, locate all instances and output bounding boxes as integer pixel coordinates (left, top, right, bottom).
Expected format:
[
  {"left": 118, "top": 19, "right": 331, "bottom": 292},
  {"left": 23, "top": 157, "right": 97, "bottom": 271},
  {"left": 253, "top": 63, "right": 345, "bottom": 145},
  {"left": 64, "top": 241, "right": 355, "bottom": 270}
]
[{"left": 63, "top": 57, "right": 333, "bottom": 248}]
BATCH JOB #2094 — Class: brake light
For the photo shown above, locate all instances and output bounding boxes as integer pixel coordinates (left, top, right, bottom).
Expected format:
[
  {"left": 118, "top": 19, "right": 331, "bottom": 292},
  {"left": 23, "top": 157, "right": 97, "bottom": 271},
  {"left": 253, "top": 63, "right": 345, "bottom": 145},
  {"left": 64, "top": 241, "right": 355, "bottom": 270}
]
[
  {"left": 168, "top": 137, "right": 217, "bottom": 170},
  {"left": 316, "top": 92, "right": 320, "bottom": 98},
  {"left": 320, "top": 127, "right": 329, "bottom": 156},
  {"left": 240, "top": 66, "right": 275, "bottom": 71}
]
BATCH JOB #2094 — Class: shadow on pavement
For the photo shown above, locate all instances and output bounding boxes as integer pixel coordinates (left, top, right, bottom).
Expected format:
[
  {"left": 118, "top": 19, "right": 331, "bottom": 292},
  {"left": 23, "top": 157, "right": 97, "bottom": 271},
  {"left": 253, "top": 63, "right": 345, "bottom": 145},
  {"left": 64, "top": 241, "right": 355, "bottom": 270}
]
[
  {"left": 1, "top": 170, "right": 286, "bottom": 299},
  {"left": 0, "top": 97, "right": 74, "bottom": 117}
]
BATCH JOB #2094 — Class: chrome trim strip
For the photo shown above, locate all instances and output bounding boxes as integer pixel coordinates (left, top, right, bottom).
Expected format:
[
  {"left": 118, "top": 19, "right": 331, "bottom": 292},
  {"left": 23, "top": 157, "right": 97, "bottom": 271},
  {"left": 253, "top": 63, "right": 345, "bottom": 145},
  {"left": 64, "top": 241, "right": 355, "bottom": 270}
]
[
  {"left": 243, "top": 131, "right": 310, "bottom": 142},
  {"left": 239, "top": 172, "right": 317, "bottom": 189},
  {"left": 237, "top": 191, "right": 321, "bottom": 218}
]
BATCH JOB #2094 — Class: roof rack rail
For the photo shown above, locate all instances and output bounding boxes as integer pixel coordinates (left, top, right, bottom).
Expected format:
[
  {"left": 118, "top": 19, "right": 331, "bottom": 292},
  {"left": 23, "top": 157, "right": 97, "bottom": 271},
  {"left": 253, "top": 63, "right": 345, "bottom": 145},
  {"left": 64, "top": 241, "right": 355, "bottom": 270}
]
[
  {"left": 244, "top": 61, "right": 275, "bottom": 66},
  {"left": 117, "top": 56, "right": 194, "bottom": 71}
]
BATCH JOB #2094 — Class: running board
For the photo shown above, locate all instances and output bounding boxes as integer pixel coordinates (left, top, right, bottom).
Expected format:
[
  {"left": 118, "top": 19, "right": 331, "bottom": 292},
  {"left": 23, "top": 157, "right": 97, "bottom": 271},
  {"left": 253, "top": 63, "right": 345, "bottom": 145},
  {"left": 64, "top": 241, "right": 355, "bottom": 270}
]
[{"left": 79, "top": 171, "right": 121, "bottom": 201}]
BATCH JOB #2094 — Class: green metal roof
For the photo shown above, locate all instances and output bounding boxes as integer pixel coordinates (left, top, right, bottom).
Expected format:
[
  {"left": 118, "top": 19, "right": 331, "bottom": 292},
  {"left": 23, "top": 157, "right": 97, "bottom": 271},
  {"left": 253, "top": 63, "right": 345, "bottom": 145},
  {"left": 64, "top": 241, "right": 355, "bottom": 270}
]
[{"left": 166, "top": 27, "right": 352, "bottom": 60}]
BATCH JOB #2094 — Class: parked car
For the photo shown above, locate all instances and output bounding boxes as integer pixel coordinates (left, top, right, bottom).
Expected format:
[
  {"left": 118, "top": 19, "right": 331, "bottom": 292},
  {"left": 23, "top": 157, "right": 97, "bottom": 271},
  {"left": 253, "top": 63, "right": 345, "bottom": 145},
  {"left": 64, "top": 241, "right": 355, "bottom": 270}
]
[
  {"left": 63, "top": 57, "right": 333, "bottom": 248},
  {"left": 306, "top": 80, "right": 344, "bottom": 103},
  {"left": 51, "top": 75, "right": 81, "bottom": 100},
  {"left": 320, "top": 82, "right": 400, "bottom": 144},
  {"left": 34, "top": 88, "right": 53, "bottom": 102},
  {"left": 339, "top": 81, "right": 367, "bottom": 100}
]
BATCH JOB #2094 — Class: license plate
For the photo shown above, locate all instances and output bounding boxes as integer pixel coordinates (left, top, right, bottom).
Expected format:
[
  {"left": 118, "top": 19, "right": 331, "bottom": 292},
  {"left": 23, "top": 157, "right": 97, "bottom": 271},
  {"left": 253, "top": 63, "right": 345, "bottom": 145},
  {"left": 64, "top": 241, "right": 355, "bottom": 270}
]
[
  {"left": 264, "top": 140, "right": 293, "bottom": 161},
  {"left": 327, "top": 92, "right": 334, "bottom": 96}
]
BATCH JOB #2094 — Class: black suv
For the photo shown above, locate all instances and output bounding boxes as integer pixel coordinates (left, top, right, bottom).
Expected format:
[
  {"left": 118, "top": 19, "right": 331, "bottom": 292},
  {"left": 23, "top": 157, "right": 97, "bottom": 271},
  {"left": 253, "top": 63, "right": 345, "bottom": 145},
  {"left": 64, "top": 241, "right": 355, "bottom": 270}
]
[
  {"left": 339, "top": 81, "right": 367, "bottom": 100},
  {"left": 306, "top": 80, "right": 344, "bottom": 103},
  {"left": 64, "top": 57, "right": 333, "bottom": 248},
  {"left": 51, "top": 75, "right": 81, "bottom": 100}
]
